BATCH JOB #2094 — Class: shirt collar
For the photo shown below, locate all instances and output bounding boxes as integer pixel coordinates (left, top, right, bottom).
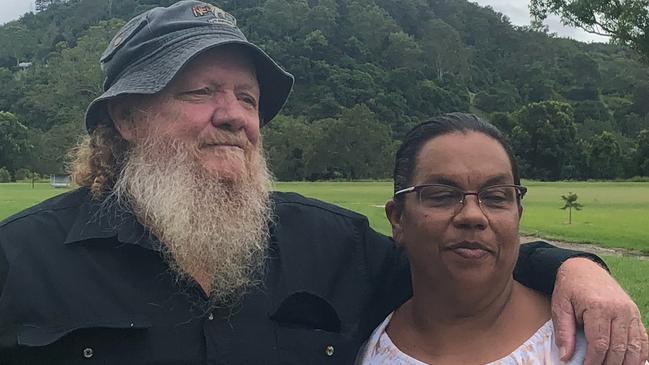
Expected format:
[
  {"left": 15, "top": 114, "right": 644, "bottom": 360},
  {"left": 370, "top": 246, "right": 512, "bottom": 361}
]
[{"left": 63, "top": 189, "right": 156, "bottom": 250}]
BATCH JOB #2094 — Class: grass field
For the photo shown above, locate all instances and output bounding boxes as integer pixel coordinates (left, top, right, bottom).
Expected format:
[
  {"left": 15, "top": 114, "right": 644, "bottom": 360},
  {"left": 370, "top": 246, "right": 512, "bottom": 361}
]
[{"left": 1, "top": 181, "right": 648, "bottom": 328}]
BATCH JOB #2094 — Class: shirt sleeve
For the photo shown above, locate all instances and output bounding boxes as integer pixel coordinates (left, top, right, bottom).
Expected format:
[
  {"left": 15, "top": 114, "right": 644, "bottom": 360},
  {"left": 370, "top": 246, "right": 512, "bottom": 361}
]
[
  {"left": 359, "top": 225, "right": 411, "bottom": 339},
  {"left": 0, "top": 237, "right": 6, "bottom": 297},
  {"left": 513, "top": 240, "right": 609, "bottom": 295}
]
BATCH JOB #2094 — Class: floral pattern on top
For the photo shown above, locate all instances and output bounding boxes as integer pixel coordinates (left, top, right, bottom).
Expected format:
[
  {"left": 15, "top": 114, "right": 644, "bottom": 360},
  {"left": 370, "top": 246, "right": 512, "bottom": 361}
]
[{"left": 356, "top": 314, "right": 588, "bottom": 365}]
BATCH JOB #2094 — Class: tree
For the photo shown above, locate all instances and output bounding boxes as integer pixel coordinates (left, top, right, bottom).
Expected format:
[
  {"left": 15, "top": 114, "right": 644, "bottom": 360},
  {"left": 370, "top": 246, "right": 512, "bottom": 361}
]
[
  {"left": 306, "top": 105, "right": 395, "bottom": 180},
  {"left": 20, "top": 19, "right": 122, "bottom": 132},
  {"left": 262, "top": 115, "right": 314, "bottom": 181},
  {"left": 382, "top": 31, "right": 422, "bottom": 69},
  {"left": 510, "top": 101, "right": 578, "bottom": 179},
  {"left": 0, "top": 22, "right": 37, "bottom": 66},
  {"left": 560, "top": 192, "right": 583, "bottom": 224},
  {"left": 0, "top": 112, "right": 31, "bottom": 176},
  {"left": 343, "top": 0, "right": 399, "bottom": 54},
  {"left": 587, "top": 131, "right": 623, "bottom": 178},
  {"left": 0, "top": 168, "right": 10, "bottom": 183},
  {"left": 530, "top": 0, "right": 649, "bottom": 61},
  {"left": 636, "top": 129, "right": 649, "bottom": 176},
  {"left": 419, "top": 19, "right": 469, "bottom": 82},
  {"left": 474, "top": 83, "right": 522, "bottom": 113}
]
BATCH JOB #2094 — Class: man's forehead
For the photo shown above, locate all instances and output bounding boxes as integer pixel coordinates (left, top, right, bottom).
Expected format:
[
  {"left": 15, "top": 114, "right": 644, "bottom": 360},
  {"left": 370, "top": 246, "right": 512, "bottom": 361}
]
[{"left": 171, "top": 48, "right": 259, "bottom": 86}]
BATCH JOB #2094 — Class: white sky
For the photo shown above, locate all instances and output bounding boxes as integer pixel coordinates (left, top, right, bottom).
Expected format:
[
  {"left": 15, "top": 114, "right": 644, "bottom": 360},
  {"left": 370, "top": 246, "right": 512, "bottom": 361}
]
[
  {"left": 473, "top": 0, "right": 609, "bottom": 43},
  {"left": 0, "top": 0, "right": 609, "bottom": 43}
]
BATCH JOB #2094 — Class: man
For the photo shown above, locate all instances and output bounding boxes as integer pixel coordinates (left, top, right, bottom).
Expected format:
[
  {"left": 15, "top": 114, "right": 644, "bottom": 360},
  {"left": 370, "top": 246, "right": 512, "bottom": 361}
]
[{"left": 0, "top": 1, "right": 646, "bottom": 364}]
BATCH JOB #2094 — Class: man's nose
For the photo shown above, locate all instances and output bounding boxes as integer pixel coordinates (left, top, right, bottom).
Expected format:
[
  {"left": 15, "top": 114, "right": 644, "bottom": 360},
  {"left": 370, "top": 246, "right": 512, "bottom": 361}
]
[
  {"left": 452, "top": 195, "right": 488, "bottom": 229},
  {"left": 210, "top": 91, "right": 250, "bottom": 131}
]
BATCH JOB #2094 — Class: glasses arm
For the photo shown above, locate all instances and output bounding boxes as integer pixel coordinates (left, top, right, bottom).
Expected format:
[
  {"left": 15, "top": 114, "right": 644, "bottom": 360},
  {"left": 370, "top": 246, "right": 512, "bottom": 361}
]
[{"left": 394, "top": 186, "right": 416, "bottom": 197}]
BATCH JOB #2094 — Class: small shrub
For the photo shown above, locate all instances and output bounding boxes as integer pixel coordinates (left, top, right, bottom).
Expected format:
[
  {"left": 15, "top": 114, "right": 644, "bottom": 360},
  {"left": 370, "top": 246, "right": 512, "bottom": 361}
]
[
  {"left": 0, "top": 168, "right": 11, "bottom": 183},
  {"left": 14, "top": 168, "right": 32, "bottom": 181}
]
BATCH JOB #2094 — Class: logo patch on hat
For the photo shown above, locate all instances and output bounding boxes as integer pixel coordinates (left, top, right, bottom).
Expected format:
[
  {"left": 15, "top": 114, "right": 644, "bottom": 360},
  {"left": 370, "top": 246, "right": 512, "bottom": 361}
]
[{"left": 192, "top": 4, "right": 237, "bottom": 27}]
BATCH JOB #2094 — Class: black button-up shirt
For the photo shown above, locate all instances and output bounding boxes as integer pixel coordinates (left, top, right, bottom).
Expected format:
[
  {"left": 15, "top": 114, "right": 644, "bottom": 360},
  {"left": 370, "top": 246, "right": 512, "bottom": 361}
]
[{"left": 0, "top": 188, "right": 598, "bottom": 364}]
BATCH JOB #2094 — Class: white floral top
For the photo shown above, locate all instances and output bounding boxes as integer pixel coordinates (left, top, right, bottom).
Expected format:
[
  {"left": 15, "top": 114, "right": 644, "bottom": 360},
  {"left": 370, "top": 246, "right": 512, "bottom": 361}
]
[{"left": 356, "top": 313, "right": 588, "bottom": 365}]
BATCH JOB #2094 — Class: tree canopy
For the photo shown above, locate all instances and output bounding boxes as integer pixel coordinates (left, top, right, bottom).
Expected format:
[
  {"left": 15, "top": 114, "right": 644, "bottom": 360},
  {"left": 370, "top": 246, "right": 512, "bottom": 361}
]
[
  {"left": 530, "top": 0, "right": 649, "bottom": 61},
  {"left": 0, "top": 0, "right": 648, "bottom": 181}
]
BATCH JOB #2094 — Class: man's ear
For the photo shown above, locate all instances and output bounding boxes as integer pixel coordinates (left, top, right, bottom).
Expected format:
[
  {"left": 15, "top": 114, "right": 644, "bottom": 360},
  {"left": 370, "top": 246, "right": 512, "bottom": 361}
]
[
  {"left": 385, "top": 200, "right": 405, "bottom": 245},
  {"left": 107, "top": 100, "right": 137, "bottom": 141},
  {"left": 518, "top": 204, "right": 524, "bottom": 222}
]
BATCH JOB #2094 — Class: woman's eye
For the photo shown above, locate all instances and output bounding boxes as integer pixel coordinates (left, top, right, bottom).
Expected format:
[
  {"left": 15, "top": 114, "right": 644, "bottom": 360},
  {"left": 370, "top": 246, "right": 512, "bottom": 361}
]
[{"left": 421, "top": 192, "right": 456, "bottom": 203}]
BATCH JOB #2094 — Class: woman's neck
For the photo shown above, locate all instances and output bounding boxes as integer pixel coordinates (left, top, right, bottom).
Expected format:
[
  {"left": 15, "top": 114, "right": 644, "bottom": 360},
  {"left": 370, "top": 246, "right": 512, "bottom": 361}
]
[
  {"left": 387, "top": 279, "right": 550, "bottom": 364},
  {"left": 409, "top": 274, "right": 516, "bottom": 336}
]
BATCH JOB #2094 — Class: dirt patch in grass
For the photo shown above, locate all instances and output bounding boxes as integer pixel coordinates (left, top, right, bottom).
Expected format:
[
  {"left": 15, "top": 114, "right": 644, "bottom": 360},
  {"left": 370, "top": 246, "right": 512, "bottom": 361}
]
[{"left": 521, "top": 235, "right": 649, "bottom": 260}]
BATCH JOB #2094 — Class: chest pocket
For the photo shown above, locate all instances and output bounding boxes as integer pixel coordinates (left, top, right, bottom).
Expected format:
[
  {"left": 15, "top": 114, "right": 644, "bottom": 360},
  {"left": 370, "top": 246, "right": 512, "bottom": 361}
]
[
  {"left": 13, "top": 319, "right": 151, "bottom": 365},
  {"left": 272, "top": 292, "right": 362, "bottom": 364},
  {"left": 275, "top": 326, "right": 360, "bottom": 364}
]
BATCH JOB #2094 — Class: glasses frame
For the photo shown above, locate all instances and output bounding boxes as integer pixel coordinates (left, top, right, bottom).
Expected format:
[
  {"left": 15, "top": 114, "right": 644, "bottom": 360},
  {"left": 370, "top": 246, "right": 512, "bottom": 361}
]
[{"left": 394, "top": 183, "right": 527, "bottom": 215}]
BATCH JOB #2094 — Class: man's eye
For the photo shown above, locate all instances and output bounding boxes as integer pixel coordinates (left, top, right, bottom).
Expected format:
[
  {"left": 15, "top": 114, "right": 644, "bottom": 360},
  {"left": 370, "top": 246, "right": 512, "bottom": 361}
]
[
  {"left": 186, "top": 87, "right": 211, "bottom": 95},
  {"left": 240, "top": 94, "right": 258, "bottom": 108}
]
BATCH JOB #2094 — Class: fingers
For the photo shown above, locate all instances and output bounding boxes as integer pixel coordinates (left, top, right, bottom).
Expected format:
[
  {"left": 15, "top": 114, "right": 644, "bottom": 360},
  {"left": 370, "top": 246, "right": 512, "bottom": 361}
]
[
  {"left": 602, "top": 316, "right": 629, "bottom": 365},
  {"left": 552, "top": 292, "right": 577, "bottom": 361},
  {"left": 621, "top": 318, "right": 648, "bottom": 365},
  {"left": 582, "top": 307, "right": 611, "bottom": 365},
  {"left": 641, "top": 322, "right": 649, "bottom": 365}
]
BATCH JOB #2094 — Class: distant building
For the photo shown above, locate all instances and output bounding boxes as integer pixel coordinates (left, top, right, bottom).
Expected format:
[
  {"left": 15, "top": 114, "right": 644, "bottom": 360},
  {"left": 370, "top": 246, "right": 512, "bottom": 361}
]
[{"left": 49, "top": 174, "right": 70, "bottom": 188}]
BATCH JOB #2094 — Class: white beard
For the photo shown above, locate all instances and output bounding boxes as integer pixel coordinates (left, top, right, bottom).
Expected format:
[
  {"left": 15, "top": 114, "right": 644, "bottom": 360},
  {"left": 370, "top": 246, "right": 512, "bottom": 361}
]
[{"left": 112, "top": 134, "right": 273, "bottom": 306}]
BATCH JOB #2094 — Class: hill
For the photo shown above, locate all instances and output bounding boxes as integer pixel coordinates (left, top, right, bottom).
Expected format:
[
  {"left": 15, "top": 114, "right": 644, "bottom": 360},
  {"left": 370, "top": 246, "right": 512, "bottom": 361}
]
[{"left": 0, "top": 0, "right": 648, "bottom": 181}]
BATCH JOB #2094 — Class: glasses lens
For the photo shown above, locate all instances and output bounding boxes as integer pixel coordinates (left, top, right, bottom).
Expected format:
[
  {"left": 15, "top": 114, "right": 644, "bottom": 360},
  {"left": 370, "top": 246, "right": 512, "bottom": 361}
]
[
  {"left": 418, "top": 185, "right": 462, "bottom": 209},
  {"left": 478, "top": 186, "right": 518, "bottom": 210}
]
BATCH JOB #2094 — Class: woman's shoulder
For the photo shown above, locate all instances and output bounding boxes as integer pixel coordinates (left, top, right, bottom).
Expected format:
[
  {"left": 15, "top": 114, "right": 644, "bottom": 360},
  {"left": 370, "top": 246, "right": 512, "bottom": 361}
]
[
  {"left": 490, "top": 320, "right": 586, "bottom": 364},
  {"left": 355, "top": 312, "right": 429, "bottom": 365}
]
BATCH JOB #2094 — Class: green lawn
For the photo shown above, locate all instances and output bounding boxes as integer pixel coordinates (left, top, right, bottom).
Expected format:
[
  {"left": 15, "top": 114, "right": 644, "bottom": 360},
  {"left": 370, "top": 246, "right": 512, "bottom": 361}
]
[
  {"left": 604, "top": 256, "right": 649, "bottom": 329},
  {"left": 1, "top": 181, "right": 648, "bottom": 328},
  {"left": 0, "top": 182, "right": 70, "bottom": 221},
  {"left": 521, "top": 181, "right": 649, "bottom": 254}
]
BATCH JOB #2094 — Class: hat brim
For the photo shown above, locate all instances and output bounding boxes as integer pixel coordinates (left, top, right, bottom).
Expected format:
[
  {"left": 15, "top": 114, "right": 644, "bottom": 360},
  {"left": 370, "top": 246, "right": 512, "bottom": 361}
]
[{"left": 85, "top": 29, "right": 294, "bottom": 132}]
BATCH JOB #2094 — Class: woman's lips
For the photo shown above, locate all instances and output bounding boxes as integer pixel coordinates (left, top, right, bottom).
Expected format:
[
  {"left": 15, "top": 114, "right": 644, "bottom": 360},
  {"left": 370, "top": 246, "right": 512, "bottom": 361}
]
[
  {"left": 445, "top": 241, "right": 492, "bottom": 260},
  {"left": 449, "top": 247, "right": 490, "bottom": 259}
]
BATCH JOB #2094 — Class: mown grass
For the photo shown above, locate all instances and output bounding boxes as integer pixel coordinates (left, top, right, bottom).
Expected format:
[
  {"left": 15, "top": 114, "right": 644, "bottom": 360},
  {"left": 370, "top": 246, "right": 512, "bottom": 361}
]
[
  {"left": 602, "top": 256, "right": 649, "bottom": 329},
  {"left": 0, "top": 182, "right": 69, "bottom": 221},
  {"left": 521, "top": 181, "right": 649, "bottom": 254},
  {"left": 2, "top": 181, "right": 648, "bottom": 328}
]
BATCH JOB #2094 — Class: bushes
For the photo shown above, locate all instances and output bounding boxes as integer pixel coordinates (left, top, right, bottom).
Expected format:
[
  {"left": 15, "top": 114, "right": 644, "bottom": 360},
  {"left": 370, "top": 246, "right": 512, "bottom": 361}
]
[
  {"left": 14, "top": 168, "right": 32, "bottom": 180},
  {"left": 0, "top": 167, "right": 11, "bottom": 183}
]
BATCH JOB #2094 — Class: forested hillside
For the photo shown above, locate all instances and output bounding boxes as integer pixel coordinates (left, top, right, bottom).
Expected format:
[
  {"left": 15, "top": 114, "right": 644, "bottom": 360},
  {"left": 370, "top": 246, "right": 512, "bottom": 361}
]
[{"left": 1, "top": 0, "right": 649, "bottom": 181}]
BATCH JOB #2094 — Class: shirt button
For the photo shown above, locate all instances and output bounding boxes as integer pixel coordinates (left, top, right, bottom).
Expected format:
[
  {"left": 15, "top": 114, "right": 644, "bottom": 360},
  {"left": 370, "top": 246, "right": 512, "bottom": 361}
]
[
  {"left": 208, "top": 313, "right": 214, "bottom": 321},
  {"left": 325, "top": 345, "right": 334, "bottom": 357},
  {"left": 82, "top": 347, "right": 94, "bottom": 358}
]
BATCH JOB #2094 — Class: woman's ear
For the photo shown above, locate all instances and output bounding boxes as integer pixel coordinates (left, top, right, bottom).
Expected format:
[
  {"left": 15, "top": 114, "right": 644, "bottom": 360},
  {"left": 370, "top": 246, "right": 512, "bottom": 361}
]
[
  {"left": 107, "top": 100, "right": 137, "bottom": 141},
  {"left": 385, "top": 199, "right": 405, "bottom": 244}
]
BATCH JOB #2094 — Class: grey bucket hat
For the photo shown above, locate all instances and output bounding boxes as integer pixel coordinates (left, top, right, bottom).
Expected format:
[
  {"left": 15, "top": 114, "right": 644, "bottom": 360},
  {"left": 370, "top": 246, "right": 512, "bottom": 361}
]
[{"left": 84, "top": 0, "right": 294, "bottom": 132}]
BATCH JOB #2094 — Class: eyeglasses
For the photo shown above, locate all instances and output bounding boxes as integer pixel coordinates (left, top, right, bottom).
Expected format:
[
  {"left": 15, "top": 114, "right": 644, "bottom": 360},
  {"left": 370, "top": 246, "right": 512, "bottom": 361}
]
[{"left": 394, "top": 184, "right": 527, "bottom": 216}]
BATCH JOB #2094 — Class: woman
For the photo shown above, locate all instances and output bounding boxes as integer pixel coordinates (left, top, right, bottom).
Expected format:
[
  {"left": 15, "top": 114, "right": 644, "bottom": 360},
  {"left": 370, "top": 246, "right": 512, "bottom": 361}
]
[{"left": 357, "top": 113, "right": 587, "bottom": 364}]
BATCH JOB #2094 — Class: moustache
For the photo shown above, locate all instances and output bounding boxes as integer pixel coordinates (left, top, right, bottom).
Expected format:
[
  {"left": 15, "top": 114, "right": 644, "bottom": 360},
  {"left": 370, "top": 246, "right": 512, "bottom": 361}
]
[{"left": 198, "top": 131, "right": 251, "bottom": 150}]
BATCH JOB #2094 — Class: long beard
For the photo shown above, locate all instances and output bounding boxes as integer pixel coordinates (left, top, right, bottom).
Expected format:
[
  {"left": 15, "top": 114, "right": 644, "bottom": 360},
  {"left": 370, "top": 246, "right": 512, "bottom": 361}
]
[{"left": 112, "top": 134, "right": 273, "bottom": 306}]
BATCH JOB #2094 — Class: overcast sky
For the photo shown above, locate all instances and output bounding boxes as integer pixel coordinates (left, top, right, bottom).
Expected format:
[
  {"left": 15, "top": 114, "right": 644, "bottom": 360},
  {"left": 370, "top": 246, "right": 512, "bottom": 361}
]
[{"left": 1, "top": 0, "right": 609, "bottom": 43}]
